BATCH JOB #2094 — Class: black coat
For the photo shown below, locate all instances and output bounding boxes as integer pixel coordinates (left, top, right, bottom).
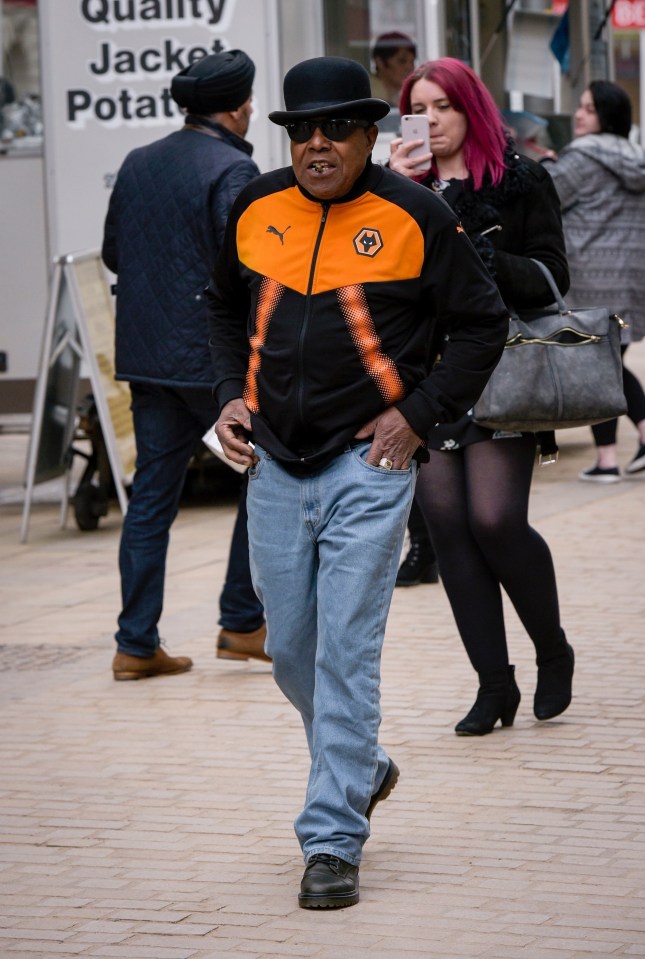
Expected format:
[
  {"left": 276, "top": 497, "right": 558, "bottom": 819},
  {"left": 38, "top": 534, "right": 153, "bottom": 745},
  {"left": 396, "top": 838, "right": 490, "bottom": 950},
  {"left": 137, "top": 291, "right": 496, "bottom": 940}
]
[
  {"left": 424, "top": 147, "right": 569, "bottom": 453},
  {"left": 102, "top": 119, "right": 259, "bottom": 388},
  {"left": 426, "top": 147, "right": 569, "bottom": 311}
]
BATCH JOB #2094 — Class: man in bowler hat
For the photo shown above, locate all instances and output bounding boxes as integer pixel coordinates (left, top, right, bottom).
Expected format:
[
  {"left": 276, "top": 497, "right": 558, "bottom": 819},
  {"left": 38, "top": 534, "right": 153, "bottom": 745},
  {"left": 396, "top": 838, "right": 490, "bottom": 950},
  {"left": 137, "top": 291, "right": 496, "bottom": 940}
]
[
  {"left": 208, "top": 57, "right": 509, "bottom": 906},
  {"left": 103, "top": 50, "right": 267, "bottom": 681}
]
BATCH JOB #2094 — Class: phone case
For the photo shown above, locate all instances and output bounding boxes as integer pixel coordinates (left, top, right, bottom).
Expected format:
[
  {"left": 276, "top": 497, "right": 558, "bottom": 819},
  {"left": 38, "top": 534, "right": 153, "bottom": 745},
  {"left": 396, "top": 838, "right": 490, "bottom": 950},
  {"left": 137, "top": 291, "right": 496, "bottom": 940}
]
[{"left": 400, "top": 115, "right": 432, "bottom": 171}]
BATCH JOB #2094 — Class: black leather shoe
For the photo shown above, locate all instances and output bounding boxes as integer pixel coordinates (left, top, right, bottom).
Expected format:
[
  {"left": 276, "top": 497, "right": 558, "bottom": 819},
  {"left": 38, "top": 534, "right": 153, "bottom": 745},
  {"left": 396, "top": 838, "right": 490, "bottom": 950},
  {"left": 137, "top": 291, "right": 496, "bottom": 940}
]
[
  {"left": 366, "top": 759, "right": 399, "bottom": 821},
  {"left": 395, "top": 540, "right": 439, "bottom": 587},
  {"left": 534, "top": 641, "right": 575, "bottom": 720},
  {"left": 298, "top": 854, "right": 359, "bottom": 909}
]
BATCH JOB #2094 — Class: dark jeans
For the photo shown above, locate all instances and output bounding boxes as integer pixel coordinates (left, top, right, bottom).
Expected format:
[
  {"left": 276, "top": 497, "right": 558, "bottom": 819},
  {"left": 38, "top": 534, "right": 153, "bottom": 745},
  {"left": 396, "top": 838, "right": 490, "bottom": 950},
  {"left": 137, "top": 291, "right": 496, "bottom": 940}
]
[
  {"left": 406, "top": 495, "right": 435, "bottom": 558},
  {"left": 115, "top": 383, "right": 263, "bottom": 656}
]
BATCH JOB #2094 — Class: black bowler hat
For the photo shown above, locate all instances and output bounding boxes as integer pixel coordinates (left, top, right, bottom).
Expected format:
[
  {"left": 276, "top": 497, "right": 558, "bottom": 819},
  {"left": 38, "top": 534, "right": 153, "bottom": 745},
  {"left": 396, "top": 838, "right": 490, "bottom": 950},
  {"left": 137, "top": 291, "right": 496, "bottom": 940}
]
[{"left": 269, "top": 56, "right": 390, "bottom": 125}]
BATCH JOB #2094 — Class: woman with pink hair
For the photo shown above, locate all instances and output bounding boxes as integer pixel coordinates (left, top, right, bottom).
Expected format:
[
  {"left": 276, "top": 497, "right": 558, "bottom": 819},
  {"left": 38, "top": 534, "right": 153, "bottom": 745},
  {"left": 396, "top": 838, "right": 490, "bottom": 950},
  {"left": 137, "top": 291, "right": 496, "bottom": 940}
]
[{"left": 390, "top": 58, "right": 574, "bottom": 735}]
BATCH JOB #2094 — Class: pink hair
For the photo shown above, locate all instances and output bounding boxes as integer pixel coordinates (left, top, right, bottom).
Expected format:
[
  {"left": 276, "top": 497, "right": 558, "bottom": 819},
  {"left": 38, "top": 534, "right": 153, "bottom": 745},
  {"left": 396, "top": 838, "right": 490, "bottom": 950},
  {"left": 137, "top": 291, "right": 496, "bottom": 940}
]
[{"left": 398, "top": 58, "right": 508, "bottom": 190}]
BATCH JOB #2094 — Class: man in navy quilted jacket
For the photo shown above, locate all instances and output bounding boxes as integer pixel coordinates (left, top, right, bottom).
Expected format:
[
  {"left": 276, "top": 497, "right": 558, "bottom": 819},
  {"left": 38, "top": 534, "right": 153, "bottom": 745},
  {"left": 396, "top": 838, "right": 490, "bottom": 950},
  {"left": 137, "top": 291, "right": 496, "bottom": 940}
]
[{"left": 102, "top": 50, "right": 267, "bottom": 680}]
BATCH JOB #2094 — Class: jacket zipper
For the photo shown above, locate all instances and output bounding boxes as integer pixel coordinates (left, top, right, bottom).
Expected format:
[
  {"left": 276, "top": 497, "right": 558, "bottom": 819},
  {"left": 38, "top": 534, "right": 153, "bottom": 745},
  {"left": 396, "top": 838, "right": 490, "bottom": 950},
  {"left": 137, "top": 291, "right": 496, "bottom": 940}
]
[{"left": 297, "top": 202, "right": 330, "bottom": 448}]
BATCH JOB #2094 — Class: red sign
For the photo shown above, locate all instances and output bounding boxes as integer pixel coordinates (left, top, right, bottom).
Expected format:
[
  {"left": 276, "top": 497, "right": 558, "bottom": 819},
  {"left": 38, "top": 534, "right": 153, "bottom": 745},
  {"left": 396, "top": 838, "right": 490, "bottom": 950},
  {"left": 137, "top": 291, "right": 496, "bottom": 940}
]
[
  {"left": 612, "top": 0, "right": 645, "bottom": 28},
  {"left": 552, "top": 0, "right": 568, "bottom": 14}
]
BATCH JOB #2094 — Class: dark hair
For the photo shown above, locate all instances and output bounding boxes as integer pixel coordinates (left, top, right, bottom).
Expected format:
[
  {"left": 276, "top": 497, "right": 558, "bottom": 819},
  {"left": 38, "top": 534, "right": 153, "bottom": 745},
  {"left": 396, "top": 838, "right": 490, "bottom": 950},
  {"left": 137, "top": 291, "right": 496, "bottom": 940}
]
[
  {"left": 398, "top": 58, "right": 507, "bottom": 189},
  {"left": 589, "top": 80, "right": 632, "bottom": 138},
  {"left": 372, "top": 31, "right": 416, "bottom": 65}
]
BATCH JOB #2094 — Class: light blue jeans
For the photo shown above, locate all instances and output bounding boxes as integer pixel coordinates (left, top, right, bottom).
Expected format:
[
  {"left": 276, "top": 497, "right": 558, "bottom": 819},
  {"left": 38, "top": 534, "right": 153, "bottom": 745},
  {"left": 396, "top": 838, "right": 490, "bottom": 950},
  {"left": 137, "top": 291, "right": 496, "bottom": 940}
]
[{"left": 246, "top": 441, "right": 416, "bottom": 865}]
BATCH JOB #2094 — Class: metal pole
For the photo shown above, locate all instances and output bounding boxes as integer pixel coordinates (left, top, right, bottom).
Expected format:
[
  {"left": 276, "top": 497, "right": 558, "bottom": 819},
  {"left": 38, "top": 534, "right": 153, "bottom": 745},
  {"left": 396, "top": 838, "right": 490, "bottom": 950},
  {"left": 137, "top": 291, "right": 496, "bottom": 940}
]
[
  {"left": 641, "top": 30, "right": 645, "bottom": 145},
  {"left": 469, "top": 0, "right": 481, "bottom": 74}
]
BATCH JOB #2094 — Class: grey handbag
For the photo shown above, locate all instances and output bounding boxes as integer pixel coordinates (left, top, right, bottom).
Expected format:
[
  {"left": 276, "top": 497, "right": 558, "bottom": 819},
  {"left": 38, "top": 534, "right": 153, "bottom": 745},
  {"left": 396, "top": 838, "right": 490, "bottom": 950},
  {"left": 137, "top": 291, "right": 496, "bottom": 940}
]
[{"left": 472, "top": 260, "right": 627, "bottom": 432}]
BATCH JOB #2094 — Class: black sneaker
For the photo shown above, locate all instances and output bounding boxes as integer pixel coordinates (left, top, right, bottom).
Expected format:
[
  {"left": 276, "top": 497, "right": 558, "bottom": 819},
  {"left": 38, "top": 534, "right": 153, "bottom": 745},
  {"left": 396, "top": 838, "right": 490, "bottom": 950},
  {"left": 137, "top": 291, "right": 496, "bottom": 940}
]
[
  {"left": 298, "top": 854, "right": 359, "bottom": 909},
  {"left": 625, "top": 444, "right": 645, "bottom": 475},
  {"left": 578, "top": 465, "right": 621, "bottom": 484}
]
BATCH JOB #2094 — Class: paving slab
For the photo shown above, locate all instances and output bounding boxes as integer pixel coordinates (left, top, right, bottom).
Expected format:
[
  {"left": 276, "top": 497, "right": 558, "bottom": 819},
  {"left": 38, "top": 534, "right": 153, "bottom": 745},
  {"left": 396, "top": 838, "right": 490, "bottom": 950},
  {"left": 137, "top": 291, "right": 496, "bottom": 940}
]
[{"left": 1, "top": 342, "right": 644, "bottom": 958}]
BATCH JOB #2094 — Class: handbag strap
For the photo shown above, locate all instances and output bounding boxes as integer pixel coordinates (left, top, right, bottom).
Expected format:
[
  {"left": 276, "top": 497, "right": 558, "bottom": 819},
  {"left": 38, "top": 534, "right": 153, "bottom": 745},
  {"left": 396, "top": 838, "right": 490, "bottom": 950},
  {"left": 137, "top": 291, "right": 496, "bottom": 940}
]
[
  {"left": 529, "top": 259, "right": 626, "bottom": 332},
  {"left": 530, "top": 259, "right": 567, "bottom": 312}
]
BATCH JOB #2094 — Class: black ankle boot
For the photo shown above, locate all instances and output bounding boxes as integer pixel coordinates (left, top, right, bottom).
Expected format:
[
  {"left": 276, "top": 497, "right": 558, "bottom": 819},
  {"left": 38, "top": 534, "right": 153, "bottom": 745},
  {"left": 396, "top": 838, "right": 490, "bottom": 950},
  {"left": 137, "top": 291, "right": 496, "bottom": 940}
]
[
  {"left": 395, "top": 540, "right": 439, "bottom": 587},
  {"left": 534, "top": 639, "right": 575, "bottom": 720},
  {"left": 455, "top": 666, "right": 521, "bottom": 736}
]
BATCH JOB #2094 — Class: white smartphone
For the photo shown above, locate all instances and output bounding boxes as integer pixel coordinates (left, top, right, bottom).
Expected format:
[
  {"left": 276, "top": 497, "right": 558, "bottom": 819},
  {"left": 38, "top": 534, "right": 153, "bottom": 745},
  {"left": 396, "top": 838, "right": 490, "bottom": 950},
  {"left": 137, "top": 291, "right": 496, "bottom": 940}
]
[
  {"left": 202, "top": 424, "right": 252, "bottom": 474},
  {"left": 400, "top": 114, "right": 432, "bottom": 172}
]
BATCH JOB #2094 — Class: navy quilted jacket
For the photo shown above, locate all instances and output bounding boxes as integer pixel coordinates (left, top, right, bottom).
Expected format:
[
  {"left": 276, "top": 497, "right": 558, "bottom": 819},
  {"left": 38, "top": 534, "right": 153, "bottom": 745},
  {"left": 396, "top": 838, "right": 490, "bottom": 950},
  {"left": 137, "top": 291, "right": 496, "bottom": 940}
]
[{"left": 102, "top": 120, "right": 260, "bottom": 387}]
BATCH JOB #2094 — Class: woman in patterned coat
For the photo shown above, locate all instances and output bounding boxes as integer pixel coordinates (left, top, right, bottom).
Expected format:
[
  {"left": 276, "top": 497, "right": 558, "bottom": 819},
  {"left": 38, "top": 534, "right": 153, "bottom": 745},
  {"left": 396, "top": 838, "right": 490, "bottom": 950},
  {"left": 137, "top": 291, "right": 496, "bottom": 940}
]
[{"left": 544, "top": 80, "right": 645, "bottom": 482}]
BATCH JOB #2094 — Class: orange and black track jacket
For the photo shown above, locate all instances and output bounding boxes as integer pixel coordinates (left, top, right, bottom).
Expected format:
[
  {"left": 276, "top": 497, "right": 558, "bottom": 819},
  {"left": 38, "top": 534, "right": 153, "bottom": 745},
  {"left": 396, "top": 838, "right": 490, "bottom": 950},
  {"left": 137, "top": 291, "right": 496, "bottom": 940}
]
[{"left": 207, "top": 159, "right": 509, "bottom": 474}]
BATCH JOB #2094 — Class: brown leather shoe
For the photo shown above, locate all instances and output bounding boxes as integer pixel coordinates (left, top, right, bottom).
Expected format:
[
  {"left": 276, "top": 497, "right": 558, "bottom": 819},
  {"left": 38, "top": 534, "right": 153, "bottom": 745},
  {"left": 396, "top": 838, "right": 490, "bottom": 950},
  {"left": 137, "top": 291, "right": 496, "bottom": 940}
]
[
  {"left": 112, "top": 647, "right": 193, "bottom": 681},
  {"left": 216, "top": 624, "right": 270, "bottom": 662}
]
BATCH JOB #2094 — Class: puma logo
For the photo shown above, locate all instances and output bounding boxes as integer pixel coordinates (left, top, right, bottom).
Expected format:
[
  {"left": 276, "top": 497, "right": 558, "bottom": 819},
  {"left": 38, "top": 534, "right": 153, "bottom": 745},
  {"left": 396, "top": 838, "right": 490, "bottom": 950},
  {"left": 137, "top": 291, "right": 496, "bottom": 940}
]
[{"left": 266, "top": 224, "right": 291, "bottom": 245}]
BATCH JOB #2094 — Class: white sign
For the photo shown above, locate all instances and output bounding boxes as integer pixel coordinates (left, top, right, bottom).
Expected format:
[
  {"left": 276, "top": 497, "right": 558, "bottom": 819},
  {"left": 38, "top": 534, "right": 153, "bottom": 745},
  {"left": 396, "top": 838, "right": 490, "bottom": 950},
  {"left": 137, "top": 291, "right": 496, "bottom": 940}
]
[
  {"left": 504, "top": 10, "right": 560, "bottom": 99},
  {"left": 39, "top": 0, "right": 282, "bottom": 259}
]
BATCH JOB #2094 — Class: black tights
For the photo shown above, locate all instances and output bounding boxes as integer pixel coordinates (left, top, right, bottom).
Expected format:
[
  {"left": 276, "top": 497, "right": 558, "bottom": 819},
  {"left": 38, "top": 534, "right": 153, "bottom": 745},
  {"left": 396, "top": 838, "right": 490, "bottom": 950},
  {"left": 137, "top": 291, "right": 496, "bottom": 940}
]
[{"left": 415, "top": 435, "right": 562, "bottom": 676}]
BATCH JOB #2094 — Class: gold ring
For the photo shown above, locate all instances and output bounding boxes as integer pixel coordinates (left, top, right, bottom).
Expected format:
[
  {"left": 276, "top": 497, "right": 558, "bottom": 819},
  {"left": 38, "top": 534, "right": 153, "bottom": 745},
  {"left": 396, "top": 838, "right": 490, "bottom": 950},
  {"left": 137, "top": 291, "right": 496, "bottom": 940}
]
[{"left": 378, "top": 457, "right": 393, "bottom": 470}]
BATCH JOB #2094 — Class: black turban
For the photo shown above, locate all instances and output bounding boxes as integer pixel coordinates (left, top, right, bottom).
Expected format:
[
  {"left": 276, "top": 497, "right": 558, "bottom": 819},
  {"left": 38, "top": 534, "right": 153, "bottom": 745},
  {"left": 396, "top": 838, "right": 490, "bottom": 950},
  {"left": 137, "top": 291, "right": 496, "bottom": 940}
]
[{"left": 171, "top": 49, "right": 255, "bottom": 115}]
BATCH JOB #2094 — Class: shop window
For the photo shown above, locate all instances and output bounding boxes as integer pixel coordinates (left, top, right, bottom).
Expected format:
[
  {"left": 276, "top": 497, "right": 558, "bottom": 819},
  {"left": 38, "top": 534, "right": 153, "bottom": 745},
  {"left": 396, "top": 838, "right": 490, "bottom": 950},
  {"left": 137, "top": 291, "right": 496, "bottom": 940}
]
[
  {"left": 1, "top": 0, "right": 42, "bottom": 155},
  {"left": 322, "top": 0, "right": 424, "bottom": 140}
]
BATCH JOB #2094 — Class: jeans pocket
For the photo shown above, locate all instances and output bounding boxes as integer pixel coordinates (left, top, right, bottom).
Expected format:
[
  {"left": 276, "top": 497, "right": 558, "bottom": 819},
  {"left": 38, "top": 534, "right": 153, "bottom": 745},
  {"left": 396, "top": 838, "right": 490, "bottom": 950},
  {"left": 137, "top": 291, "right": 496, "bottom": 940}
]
[
  {"left": 248, "top": 444, "right": 268, "bottom": 481},
  {"left": 350, "top": 442, "right": 415, "bottom": 475}
]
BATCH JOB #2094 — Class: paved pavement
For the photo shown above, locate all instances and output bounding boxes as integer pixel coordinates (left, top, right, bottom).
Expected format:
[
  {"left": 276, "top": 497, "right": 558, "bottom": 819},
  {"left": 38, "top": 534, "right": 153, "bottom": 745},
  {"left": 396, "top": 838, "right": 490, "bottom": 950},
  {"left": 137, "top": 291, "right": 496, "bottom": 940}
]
[{"left": 2, "top": 343, "right": 645, "bottom": 959}]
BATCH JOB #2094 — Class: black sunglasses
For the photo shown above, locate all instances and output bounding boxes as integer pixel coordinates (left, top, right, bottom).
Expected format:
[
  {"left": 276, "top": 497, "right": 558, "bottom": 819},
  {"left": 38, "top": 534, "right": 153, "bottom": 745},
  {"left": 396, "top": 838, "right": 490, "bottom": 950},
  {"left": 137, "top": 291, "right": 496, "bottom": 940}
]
[{"left": 284, "top": 118, "right": 371, "bottom": 143}]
